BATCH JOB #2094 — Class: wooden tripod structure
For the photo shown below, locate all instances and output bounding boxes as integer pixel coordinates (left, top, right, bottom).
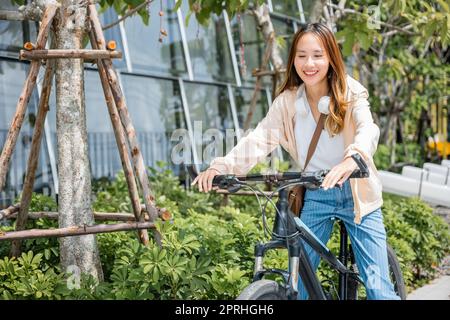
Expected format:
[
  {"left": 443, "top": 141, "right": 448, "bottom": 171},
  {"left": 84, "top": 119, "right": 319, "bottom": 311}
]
[{"left": 0, "top": 2, "right": 170, "bottom": 255}]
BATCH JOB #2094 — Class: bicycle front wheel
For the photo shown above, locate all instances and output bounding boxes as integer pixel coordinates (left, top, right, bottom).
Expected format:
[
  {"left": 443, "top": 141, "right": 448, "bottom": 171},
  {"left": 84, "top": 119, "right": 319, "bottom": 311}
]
[{"left": 236, "top": 280, "right": 287, "bottom": 300}]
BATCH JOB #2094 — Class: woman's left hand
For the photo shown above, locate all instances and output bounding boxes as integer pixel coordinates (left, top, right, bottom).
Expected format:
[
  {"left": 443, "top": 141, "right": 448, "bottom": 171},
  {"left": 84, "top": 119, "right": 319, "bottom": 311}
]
[{"left": 321, "top": 157, "right": 358, "bottom": 190}]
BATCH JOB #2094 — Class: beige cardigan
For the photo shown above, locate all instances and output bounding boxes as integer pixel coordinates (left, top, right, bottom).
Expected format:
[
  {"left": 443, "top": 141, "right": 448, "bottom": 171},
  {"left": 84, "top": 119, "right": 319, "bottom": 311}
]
[{"left": 210, "top": 75, "right": 383, "bottom": 224}]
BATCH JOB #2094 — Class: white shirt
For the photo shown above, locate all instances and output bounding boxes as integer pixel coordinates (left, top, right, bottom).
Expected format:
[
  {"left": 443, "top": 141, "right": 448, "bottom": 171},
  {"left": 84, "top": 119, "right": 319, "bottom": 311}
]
[{"left": 294, "top": 88, "right": 345, "bottom": 171}]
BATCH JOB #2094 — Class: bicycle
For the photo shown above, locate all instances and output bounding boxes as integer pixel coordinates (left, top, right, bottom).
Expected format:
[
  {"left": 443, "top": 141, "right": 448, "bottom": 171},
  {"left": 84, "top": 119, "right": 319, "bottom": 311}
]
[{"left": 187, "top": 153, "right": 406, "bottom": 300}]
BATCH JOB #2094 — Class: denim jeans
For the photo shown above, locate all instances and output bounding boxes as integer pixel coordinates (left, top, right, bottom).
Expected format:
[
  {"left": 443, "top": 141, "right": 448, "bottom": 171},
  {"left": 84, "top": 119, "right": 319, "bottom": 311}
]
[{"left": 297, "top": 180, "right": 400, "bottom": 300}]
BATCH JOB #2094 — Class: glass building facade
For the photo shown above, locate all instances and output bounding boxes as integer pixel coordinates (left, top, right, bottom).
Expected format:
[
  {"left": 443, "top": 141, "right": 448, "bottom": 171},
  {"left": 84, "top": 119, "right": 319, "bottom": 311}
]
[{"left": 0, "top": 1, "right": 313, "bottom": 206}]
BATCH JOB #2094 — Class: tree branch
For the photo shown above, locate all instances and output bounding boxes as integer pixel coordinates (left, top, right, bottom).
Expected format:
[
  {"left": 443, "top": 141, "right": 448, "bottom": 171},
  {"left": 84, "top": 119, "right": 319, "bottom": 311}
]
[
  {"left": 0, "top": 10, "right": 37, "bottom": 21},
  {"left": 0, "top": 0, "right": 60, "bottom": 22},
  {"left": 327, "top": 3, "right": 418, "bottom": 36},
  {"left": 0, "top": 222, "right": 156, "bottom": 241},
  {"left": 102, "top": 0, "right": 154, "bottom": 30}
]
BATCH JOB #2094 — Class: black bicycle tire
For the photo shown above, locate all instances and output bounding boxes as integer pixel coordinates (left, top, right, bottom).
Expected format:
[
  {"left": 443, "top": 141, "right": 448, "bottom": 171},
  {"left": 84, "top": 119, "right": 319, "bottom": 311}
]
[
  {"left": 236, "top": 280, "right": 287, "bottom": 300},
  {"left": 387, "top": 243, "right": 407, "bottom": 300}
]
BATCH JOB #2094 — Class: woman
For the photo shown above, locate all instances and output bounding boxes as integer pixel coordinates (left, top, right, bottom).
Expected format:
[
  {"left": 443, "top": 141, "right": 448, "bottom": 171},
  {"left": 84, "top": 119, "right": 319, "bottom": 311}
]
[{"left": 192, "top": 23, "right": 399, "bottom": 300}]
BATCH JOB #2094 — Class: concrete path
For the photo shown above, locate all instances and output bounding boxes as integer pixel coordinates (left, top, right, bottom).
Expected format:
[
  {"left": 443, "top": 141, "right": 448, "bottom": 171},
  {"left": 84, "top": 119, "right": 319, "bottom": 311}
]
[{"left": 407, "top": 275, "right": 450, "bottom": 300}]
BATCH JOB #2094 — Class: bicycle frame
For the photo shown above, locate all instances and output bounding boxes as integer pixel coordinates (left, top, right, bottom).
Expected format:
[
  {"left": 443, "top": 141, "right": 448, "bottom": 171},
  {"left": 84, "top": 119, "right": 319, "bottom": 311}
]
[{"left": 252, "top": 188, "right": 364, "bottom": 300}]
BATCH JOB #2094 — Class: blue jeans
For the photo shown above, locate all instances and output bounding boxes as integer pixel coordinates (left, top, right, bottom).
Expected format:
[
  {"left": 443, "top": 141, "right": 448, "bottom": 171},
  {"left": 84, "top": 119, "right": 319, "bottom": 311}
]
[{"left": 297, "top": 180, "right": 400, "bottom": 300}]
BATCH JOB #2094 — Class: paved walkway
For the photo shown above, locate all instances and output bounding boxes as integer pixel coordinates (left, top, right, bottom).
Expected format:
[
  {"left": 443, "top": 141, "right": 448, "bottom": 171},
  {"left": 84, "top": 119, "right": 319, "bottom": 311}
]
[{"left": 407, "top": 275, "right": 450, "bottom": 300}]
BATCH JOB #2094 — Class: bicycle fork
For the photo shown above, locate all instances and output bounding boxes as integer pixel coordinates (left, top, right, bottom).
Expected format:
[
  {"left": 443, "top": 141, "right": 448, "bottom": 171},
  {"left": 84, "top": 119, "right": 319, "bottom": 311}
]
[{"left": 253, "top": 189, "right": 327, "bottom": 300}]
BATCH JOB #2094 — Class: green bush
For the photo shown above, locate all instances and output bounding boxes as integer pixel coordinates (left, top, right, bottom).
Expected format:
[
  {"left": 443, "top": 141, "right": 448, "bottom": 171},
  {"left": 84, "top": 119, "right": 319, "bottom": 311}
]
[
  {"left": 1, "top": 164, "right": 448, "bottom": 299},
  {"left": 383, "top": 196, "right": 450, "bottom": 287},
  {"left": 374, "top": 143, "right": 426, "bottom": 171},
  {"left": 0, "top": 251, "right": 64, "bottom": 299}
]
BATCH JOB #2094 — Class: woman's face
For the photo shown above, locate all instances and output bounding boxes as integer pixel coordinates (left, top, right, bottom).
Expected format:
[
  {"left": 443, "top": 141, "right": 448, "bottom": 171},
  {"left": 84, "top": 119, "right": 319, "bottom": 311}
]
[{"left": 294, "top": 33, "right": 330, "bottom": 87}]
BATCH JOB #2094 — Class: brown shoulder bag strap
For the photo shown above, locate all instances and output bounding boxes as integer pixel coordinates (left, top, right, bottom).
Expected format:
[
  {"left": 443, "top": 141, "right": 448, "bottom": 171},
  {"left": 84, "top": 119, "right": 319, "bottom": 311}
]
[{"left": 304, "top": 113, "right": 326, "bottom": 170}]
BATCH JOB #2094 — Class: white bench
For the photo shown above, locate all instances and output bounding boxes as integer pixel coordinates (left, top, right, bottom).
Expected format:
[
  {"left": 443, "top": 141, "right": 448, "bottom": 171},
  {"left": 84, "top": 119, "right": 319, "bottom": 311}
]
[
  {"left": 442, "top": 159, "right": 450, "bottom": 167},
  {"left": 402, "top": 166, "right": 450, "bottom": 186},
  {"left": 423, "top": 162, "right": 450, "bottom": 176},
  {"left": 379, "top": 170, "right": 450, "bottom": 207}
]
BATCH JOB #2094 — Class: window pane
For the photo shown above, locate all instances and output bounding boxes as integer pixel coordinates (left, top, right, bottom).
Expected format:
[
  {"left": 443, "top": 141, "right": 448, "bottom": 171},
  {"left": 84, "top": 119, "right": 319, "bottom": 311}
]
[
  {"left": 272, "top": 0, "right": 301, "bottom": 19},
  {"left": 0, "top": 61, "right": 53, "bottom": 205},
  {"left": 84, "top": 70, "right": 121, "bottom": 179},
  {"left": 234, "top": 87, "right": 269, "bottom": 129},
  {"left": 124, "top": 1, "right": 186, "bottom": 76},
  {"left": 272, "top": 17, "right": 295, "bottom": 63},
  {"left": 184, "top": 82, "right": 235, "bottom": 168},
  {"left": 121, "top": 74, "right": 186, "bottom": 174},
  {"left": 301, "top": 0, "right": 316, "bottom": 22},
  {"left": 182, "top": 3, "right": 234, "bottom": 82},
  {"left": 98, "top": 7, "right": 127, "bottom": 70},
  {"left": 230, "top": 14, "right": 267, "bottom": 85},
  {"left": 0, "top": 3, "right": 23, "bottom": 54}
]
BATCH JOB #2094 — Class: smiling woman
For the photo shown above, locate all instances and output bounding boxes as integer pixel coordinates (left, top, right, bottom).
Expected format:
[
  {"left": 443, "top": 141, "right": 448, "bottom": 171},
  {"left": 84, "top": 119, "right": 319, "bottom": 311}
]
[{"left": 192, "top": 22, "right": 401, "bottom": 300}]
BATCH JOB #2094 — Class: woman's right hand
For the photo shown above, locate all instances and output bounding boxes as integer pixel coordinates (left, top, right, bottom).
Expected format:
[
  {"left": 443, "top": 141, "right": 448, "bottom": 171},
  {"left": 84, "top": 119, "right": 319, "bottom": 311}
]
[{"left": 191, "top": 168, "right": 220, "bottom": 193}]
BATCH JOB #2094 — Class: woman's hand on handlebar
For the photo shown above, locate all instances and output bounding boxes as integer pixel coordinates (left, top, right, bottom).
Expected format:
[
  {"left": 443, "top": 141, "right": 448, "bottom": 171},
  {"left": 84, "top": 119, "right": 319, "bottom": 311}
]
[
  {"left": 321, "top": 156, "right": 358, "bottom": 190},
  {"left": 191, "top": 168, "right": 221, "bottom": 193}
]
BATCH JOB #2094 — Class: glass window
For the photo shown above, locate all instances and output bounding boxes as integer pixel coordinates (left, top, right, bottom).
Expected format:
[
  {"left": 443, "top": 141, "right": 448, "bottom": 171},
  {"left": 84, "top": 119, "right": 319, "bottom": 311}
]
[
  {"left": 84, "top": 70, "right": 121, "bottom": 179},
  {"left": 121, "top": 74, "right": 186, "bottom": 174},
  {"left": 0, "top": 2, "right": 24, "bottom": 54},
  {"left": 230, "top": 14, "right": 267, "bottom": 85},
  {"left": 182, "top": 3, "right": 234, "bottom": 82},
  {"left": 271, "top": 0, "right": 301, "bottom": 19},
  {"left": 97, "top": 7, "right": 127, "bottom": 70},
  {"left": 300, "top": 0, "right": 316, "bottom": 22},
  {"left": 184, "top": 82, "right": 235, "bottom": 168},
  {"left": 0, "top": 60, "right": 53, "bottom": 204},
  {"left": 272, "top": 17, "right": 295, "bottom": 63},
  {"left": 123, "top": 1, "right": 186, "bottom": 76},
  {"left": 233, "top": 87, "right": 286, "bottom": 169},
  {"left": 233, "top": 87, "right": 269, "bottom": 130}
]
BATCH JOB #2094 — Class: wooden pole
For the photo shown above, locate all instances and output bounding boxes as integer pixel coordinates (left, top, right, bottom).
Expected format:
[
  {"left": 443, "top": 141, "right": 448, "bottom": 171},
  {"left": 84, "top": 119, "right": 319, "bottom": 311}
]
[
  {"left": 1, "top": 206, "right": 171, "bottom": 222},
  {"left": 88, "top": 31, "right": 150, "bottom": 246},
  {"left": 19, "top": 49, "right": 122, "bottom": 60},
  {"left": 0, "top": 204, "right": 20, "bottom": 220},
  {"left": 10, "top": 60, "right": 56, "bottom": 257},
  {"left": 0, "top": 4, "right": 58, "bottom": 191},
  {"left": 0, "top": 222, "right": 156, "bottom": 242},
  {"left": 88, "top": 2, "right": 161, "bottom": 246},
  {"left": 7, "top": 211, "right": 148, "bottom": 221}
]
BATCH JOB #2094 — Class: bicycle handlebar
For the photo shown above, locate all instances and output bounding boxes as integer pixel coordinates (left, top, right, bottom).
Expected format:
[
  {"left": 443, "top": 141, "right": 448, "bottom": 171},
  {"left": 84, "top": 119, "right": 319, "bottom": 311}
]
[{"left": 187, "top": 153, "right": 369, "bottom": 192}]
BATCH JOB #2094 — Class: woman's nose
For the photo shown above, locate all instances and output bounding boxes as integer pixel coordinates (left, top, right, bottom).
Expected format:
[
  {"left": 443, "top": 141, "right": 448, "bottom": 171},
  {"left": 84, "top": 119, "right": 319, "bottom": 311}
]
[{"left": 305, "top": 56, "right": 314, "bottom": 66}]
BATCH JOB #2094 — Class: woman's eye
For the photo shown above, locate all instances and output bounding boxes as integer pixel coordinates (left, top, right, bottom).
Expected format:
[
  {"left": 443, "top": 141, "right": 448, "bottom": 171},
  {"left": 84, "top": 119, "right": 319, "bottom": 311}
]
[
  {"left": 298, "top": 55, "right": 306, "bottom": 58},
  {"left": 314, "top": 55, "right": 323, "bottom": 58}
]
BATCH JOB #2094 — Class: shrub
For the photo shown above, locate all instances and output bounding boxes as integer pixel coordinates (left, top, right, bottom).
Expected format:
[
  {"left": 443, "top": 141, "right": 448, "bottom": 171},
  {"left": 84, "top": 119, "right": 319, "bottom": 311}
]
[{"left": 1, "top": 165, "right": 448, "bottom": 299}]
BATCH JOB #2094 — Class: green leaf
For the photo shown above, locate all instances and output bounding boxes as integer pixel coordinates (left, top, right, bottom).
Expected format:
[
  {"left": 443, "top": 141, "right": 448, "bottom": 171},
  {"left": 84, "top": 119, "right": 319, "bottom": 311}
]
[
  {"left": 152, "top": 267, "right": 160, "bottom": 282},
  {"left": 138, "top": 7, "right": 149, "bottom": 25},
  {"left": 357, "top": 32, "right": 371, "bottom": 51},
  {"left": 342, "top": 33, "right": 355, "bottom": 56}
]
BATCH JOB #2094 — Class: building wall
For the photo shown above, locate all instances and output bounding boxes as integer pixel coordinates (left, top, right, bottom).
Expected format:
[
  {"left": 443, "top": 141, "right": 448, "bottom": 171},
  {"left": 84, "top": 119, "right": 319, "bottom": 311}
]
[{"left": 0, "top": 0, "right": 312, "bottom": 205}]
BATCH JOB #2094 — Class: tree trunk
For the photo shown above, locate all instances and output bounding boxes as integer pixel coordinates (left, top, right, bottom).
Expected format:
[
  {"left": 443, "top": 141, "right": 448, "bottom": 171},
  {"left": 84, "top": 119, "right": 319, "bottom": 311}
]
[{"left": 54, "top": 0, "right": 103, "bottom": 281}]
